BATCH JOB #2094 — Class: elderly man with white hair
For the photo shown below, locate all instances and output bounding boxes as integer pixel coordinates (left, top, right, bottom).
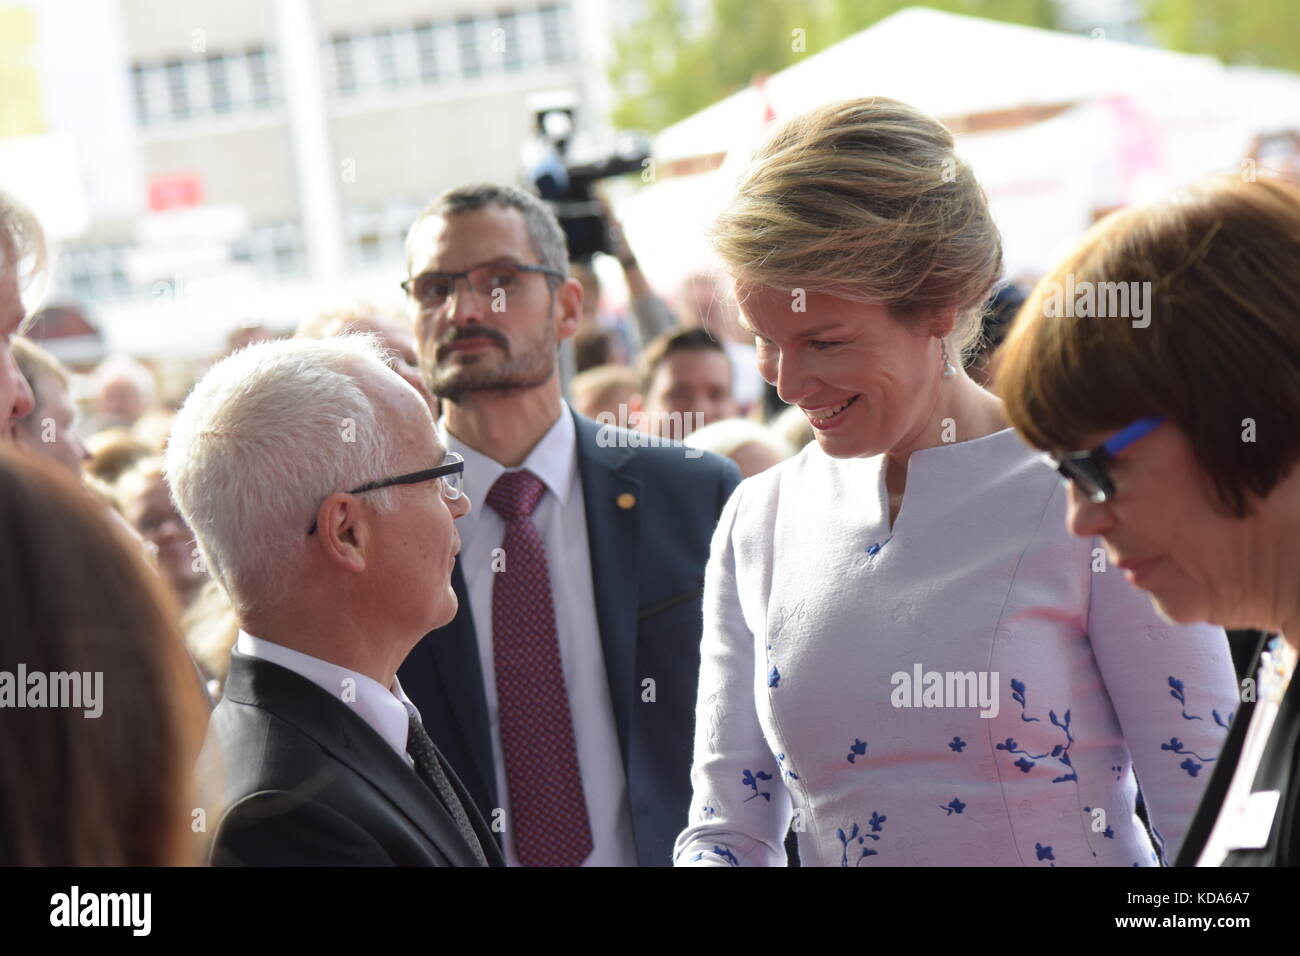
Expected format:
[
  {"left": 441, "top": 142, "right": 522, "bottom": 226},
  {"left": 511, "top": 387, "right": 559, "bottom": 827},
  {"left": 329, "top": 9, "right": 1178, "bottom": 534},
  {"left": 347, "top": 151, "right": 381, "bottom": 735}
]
[{"left": 167, "top": 335, "right": 502, "bottom": 866}]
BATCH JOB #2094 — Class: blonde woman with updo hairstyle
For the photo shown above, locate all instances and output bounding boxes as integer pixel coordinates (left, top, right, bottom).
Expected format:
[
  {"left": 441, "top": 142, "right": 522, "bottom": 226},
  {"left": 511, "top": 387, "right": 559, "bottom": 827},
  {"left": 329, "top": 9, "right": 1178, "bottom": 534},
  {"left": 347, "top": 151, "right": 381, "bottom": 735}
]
[{"left": 673, "top": 97, "right": 1239, "bottom": 868}]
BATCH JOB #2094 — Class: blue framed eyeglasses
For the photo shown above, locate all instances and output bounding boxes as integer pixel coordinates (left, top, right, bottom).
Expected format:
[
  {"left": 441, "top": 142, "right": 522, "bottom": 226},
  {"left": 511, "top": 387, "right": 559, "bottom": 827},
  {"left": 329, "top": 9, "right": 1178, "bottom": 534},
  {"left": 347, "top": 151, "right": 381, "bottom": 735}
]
[
  {"left": 307, "top": 452, "right": 464, "bottom": 535},
  {"left": 1047, "top": 416, "right": 1163, "bottom": 503}
]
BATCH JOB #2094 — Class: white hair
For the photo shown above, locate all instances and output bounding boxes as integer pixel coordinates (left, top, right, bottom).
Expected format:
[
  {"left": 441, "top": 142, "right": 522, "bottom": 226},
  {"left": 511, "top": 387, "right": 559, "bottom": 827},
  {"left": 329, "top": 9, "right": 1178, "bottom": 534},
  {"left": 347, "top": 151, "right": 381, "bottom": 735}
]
[
  {"left": 0, "top": 187, "right": 48, "bottom": 313},
  {"left": 684, "top": 417, "right": 796, "bottom": 461},
  {"left": 163, "top": 334, "right": 408, "bottom": 615}
]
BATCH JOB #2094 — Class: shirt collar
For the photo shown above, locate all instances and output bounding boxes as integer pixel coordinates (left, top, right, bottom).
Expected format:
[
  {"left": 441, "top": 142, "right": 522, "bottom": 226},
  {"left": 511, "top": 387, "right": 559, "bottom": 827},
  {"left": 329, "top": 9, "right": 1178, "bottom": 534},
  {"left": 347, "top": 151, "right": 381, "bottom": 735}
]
[
  {"left": 439, "top": 401, "right": 576, "bottom": 508},
  {"left": 235, "top": 630, "right": 416, "bottom": 760}
]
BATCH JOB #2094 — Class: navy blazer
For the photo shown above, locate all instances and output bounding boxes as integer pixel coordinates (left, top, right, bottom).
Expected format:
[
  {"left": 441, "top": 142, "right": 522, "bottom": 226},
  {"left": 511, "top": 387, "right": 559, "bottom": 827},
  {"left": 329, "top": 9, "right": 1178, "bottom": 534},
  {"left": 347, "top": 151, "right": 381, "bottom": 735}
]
[{"left": 398, "top": 409, "right": 742, "bottom": 865}]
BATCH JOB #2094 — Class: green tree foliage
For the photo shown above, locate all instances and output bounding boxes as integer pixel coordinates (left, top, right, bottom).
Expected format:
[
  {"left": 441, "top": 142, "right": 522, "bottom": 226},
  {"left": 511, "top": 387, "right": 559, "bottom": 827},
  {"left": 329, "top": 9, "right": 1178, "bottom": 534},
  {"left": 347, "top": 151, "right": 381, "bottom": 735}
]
[{"left": 1143, "top": 0, "right": 1300, "bottom": 71}]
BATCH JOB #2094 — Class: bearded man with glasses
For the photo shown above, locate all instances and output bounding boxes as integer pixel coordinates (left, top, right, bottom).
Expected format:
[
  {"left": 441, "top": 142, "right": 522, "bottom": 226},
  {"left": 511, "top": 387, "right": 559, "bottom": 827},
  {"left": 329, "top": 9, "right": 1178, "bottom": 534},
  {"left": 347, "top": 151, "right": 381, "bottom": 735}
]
[{"left": 397, "top": 184, "right": 741, "bottom": 867}]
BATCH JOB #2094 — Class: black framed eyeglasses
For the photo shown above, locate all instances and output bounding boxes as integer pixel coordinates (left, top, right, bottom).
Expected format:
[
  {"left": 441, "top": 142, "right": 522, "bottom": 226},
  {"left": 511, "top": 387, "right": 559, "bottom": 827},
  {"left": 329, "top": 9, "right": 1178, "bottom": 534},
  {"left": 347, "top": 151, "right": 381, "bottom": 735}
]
[
  {"left": 1046, "top": 416, "right": 1163, "bottom": 504},
  {"left": 307, "top": 452, "right": 465, "bottom": 535},
  {"left": 401, "top": 261, "right": 565, "bottom": 311}
]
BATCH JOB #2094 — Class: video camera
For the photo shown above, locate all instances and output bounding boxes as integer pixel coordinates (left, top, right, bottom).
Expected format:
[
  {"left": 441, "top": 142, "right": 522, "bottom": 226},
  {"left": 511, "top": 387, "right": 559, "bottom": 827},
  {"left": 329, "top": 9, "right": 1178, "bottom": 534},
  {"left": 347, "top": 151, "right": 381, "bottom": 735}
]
[{"left": 525, "top": 98, "right": 650, "bottom": 263}]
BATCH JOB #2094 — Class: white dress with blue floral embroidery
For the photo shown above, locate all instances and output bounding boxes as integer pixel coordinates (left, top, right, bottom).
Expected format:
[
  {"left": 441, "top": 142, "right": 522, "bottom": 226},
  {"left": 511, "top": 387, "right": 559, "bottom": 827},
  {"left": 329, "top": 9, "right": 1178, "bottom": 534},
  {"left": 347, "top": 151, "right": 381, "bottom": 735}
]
[{"left": 673, "top": 428, "right": 1239, "bottom": 867}]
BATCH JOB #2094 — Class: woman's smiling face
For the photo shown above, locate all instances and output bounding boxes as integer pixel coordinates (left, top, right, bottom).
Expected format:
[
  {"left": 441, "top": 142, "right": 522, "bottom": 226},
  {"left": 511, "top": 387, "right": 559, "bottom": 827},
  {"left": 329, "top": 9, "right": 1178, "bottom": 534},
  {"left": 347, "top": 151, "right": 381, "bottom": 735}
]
[{"left": 736, "top": 281, "right": 943, "bottom": 460}]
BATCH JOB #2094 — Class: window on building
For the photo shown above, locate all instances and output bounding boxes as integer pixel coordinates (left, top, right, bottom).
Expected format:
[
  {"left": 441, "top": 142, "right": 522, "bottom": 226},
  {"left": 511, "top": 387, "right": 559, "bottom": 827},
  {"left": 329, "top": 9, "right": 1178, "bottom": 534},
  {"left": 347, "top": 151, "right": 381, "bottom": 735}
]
[
  {"left": 131, "top": 46, "right": 282, "bottom": 127},
  {"left": 323, "top": 5, "right": 576, "bottom": 101},
  {"left": 56, "top": 243, "right": 134, "bottom": 304},
  {"left": 497, "top": 12, "right": 522, "bottom": 72},
  {"left": 372, "top": 27, "right": 402, "bottom": 89},
  {"left": 413, "top": 21, "right": 439, "bottom": 84},
  {"left": 130, "top": 64, "right": 151, "bottom": 126},
  {"left": 206, "top": 54, "right": 232, "bottom": 114},
  {"left": 164, "top": 59, "right": 190, "bottom": 121},
  {"left": 331, "top": 34, "right": 357, "bottom": 96},
  {"left": 246, "top": 46, "right": 273, "bottom": 108},
  {"left": 540, "top": 5, "right": 567, "bottom": 66},
  {"left": 456, "top": 17, "right": 481, "bottom": 80}
]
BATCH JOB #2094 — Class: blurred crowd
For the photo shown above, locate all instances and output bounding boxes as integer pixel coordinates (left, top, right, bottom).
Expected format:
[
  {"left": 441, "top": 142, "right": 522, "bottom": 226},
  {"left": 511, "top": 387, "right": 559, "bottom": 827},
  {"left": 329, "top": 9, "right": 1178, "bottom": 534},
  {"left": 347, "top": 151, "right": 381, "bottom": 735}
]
[
  {"left": 3, "top": 97, "right": 1296, "bottom": 870},
  {"left": 15, "top": 245, "right": 1025, "bottom": 710}
]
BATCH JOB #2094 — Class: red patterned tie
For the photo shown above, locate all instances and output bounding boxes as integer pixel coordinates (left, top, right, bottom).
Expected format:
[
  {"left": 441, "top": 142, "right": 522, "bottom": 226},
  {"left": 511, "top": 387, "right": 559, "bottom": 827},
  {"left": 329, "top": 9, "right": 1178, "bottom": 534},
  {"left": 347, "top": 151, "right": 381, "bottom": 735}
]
[{"left": 486, "top": 469, "right": 593, "bottom": 866}]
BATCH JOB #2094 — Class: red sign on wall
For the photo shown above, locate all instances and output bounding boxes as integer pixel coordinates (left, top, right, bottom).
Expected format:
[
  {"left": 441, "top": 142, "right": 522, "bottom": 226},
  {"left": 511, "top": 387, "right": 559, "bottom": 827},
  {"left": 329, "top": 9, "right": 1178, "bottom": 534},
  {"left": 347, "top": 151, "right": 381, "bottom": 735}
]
[{"left": 148, "top": 173, "right": 204, "bottom": 211}]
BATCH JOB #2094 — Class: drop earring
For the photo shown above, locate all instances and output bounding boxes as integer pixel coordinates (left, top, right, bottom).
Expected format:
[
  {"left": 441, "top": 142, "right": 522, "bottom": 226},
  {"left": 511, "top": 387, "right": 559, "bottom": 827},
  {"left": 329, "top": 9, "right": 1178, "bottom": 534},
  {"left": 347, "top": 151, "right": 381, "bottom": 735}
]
[{"left": 940, "top": 337, "right": 957, "bottom": 380}]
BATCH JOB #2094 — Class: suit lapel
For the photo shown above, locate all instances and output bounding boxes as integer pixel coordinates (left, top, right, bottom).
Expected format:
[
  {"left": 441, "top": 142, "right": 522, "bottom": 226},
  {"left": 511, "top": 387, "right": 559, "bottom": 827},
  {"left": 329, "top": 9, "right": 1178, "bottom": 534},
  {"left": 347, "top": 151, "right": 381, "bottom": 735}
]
[
  {"left": 573, "top": 411, "right": 641, "bottom": 763},
  {"left": 320, "top": 708, "right": 483, "bottom": 866},
  {"left": 438, "top": 746, "right": 507, "bottom": 866}
]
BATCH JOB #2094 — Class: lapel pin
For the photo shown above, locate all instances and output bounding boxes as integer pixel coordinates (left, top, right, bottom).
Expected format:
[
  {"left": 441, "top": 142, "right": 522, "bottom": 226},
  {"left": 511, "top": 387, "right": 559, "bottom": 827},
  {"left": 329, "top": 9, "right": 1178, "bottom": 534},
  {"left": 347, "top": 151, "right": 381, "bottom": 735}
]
[{"left": 617, "top": 492, "right": 637, "bottom": 510}]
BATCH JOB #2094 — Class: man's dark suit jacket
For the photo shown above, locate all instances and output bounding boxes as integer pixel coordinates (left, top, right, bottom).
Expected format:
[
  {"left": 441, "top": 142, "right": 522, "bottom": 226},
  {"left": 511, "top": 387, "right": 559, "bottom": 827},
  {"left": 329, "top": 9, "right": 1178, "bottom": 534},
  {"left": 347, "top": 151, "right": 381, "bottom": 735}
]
[
  {"left": 1176, "top": 632, "right": 1300, "bottom": 866},
  {"left": 205, "top": 651, "right": 505, "bottom": 866},
  {"left": 398, "top": 410, "right": 742, "bottom": 866}
]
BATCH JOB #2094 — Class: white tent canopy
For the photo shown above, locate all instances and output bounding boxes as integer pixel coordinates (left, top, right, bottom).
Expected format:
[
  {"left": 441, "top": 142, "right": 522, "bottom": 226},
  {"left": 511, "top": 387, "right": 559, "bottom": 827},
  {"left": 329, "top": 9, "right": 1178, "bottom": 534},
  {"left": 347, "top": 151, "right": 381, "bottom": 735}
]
[
  {"left": 652, "top": 7, "right": 1228, "bottom": 163},
  {"left": 619, "top": 6, "right": 1300, "bottom": 293}
]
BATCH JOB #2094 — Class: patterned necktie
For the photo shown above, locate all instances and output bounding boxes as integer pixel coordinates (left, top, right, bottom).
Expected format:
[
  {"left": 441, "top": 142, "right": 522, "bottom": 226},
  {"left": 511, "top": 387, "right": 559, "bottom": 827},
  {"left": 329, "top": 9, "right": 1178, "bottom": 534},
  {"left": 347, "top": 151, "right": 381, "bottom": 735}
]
[
  {"left": 486, "top": 468, "right": 593, "bottom": 867},
  {"left": 406, "top": 708, "right": 489, "bottom": 866}
]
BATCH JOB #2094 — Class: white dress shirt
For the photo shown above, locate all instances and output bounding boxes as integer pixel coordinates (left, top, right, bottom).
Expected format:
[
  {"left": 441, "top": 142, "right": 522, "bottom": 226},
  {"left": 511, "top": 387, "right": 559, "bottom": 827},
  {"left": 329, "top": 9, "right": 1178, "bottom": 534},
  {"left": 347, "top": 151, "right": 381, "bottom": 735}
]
[
  {"left": 236, "top": 631, "right": 419, "bottom": 768},
  {"left": 440, "top": 402, "right": 638, "bottom": 866},
  {"left": 674, "top": 429, "right": 1239, "bottom": 866}
]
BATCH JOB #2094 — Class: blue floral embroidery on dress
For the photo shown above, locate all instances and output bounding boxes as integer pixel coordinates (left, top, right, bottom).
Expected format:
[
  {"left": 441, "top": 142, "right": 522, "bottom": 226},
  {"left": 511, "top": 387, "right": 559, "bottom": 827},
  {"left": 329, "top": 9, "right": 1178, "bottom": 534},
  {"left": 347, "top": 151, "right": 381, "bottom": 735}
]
[
  {"left": 939, "top": 798, "right": 966, "bottom": 816},
  {"left": 774, "top": 752, "right": 798, "bottom": 781},
  {"left": 1161, "top": 736, "right": 1216, "bottom": 766},
  {"left": 948, "top": 736, "right": 966, "bottom": 752},
  {"left": 866, "top": 536, "right": 892, "bottom": 557},
  {"left": 763, "top": 602, "right": 803, "bottom": 692},
  {"left": 1164, "top": 676, "right": 1229, "bottom": 775},
  {"left": 1035, "top": 843, "right": 1055, "bottom": 864},
  {"left": 690, "top": 845, "right": 739, "bottom": 866},
  {"left": 741, "top": 768, "right": 773, "bottom": 802},
  {"left": 998, "top": 679, "right": 1078, "bottom": 782},
  {"left": 846, "top": 738, "right": 868, "bottom": 763},
  {"left": 1168, "top": 676, "right": 1202, "bottom": 720},
  {"left": 1010, "top": 679, "right": 1040, "bottom": 723},
  {"left": 837, "top": 812, "right": 887, "bottom": 866}
]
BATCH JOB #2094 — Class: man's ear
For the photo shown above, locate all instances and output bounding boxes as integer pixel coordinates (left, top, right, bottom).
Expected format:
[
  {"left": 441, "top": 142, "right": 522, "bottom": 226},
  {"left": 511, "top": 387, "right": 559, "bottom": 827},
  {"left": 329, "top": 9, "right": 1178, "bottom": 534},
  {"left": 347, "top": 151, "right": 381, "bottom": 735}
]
[
  {"left": 313, "top": 494, "right": 368, "bottom": 574},
  {"left": 554, "top": 277, "right": 583, "bottom": 342}
]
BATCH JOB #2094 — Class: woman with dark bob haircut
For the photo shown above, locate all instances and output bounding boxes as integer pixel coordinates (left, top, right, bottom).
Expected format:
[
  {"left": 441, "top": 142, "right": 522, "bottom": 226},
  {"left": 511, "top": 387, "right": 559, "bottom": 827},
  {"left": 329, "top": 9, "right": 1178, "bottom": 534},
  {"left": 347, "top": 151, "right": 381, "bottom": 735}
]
[{"left": 998, "top": 175, "right": 1300, "bottom": 866}]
